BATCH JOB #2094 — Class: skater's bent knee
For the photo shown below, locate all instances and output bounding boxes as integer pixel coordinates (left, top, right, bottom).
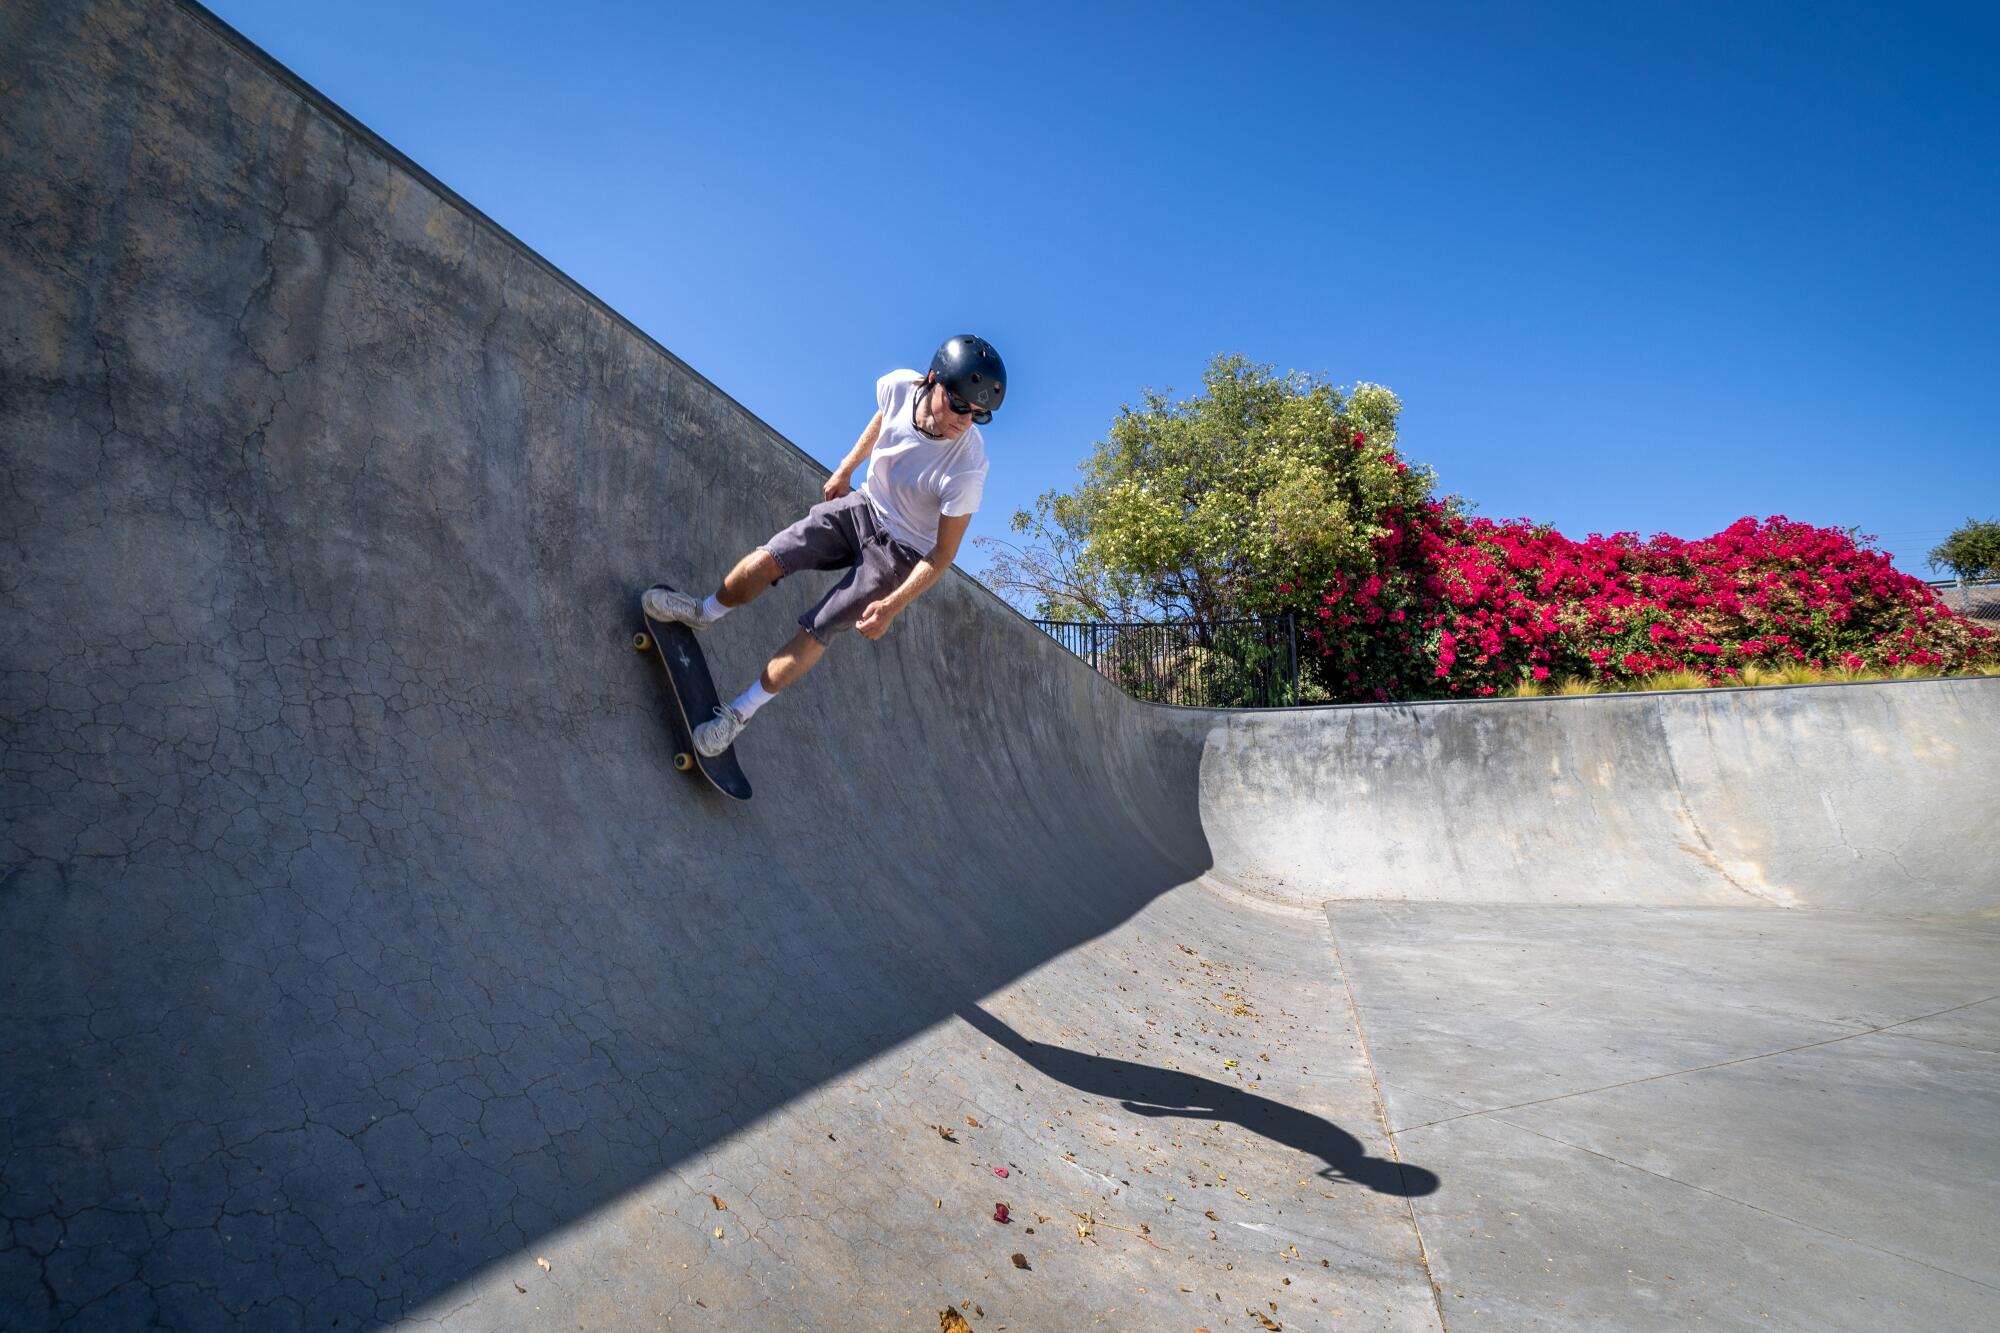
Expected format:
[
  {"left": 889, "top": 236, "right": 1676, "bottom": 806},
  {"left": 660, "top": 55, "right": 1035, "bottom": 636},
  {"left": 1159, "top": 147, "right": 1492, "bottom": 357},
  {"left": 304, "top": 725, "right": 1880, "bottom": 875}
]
[{"left": 721, "top": 549, "right": 785, "bottom": 605}]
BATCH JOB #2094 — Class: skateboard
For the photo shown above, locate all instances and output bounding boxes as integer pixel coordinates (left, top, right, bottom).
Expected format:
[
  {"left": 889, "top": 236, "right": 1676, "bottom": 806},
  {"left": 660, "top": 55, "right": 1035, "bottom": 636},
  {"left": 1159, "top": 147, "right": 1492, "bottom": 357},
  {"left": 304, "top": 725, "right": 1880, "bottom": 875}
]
[{"left": 633, "top": 585, "right": 753, "bottom": 801}]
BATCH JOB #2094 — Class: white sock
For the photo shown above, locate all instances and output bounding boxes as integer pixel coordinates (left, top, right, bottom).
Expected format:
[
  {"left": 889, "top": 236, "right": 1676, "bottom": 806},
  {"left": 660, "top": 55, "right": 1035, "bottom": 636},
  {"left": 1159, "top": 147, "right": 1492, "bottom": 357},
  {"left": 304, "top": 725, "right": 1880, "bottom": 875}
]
[
  {"left": 700, "top": 593, "right": 730, "bottom": 625},
  {"left": 730, "top": 680, "right": 776, "bottom": 720}
]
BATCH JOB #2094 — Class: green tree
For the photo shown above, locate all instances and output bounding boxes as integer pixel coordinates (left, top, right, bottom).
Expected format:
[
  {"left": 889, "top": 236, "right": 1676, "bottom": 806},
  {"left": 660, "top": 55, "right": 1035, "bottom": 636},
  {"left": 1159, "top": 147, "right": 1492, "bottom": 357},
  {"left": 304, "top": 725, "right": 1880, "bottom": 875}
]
[
  {"left": 1928, "top": 518, "right": 2000, "bottom": 581},
  {"left": 979, "top": 354, "right": 1428, "bottom": 623},
  {"left": 976, "top": 488, "right": 1148, "bottom": 621}
]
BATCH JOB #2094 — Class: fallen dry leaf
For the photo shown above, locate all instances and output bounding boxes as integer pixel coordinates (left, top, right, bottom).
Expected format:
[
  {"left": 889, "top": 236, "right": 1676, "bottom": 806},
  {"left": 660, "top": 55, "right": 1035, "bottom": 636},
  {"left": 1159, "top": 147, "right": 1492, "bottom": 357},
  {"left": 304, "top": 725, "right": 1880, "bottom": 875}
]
[
  {"left": 712, "top": 1226, "right": 724, "bottom": 1240},
  {"left": 710, "top": 1195, "right": 727, "bottom": 1211},
  {"left": 966, "top": 1116, "right": 983, "bottom": 1129},
  {"left": 1255, "top": 1313, "right": 1282, "bottom": 1330},
  {"left": 536, "top": 1257, "right": 550, "bottom": 1272},
  {"left": 1204, "top": 1210, "right": 1217, "bottom": 1221},
  {"left": 938, "top": 1310, "right": 973, "bottom": 1333},
  {"left": 1011, "top": 1252, "right": 1030, "bottom": 1270},
  {"left": 512, "top": 1282, "right": 526, "bottom": 1294},
  {"left": 934, "top": 1126, "right": 958, "bottom": 1143}
]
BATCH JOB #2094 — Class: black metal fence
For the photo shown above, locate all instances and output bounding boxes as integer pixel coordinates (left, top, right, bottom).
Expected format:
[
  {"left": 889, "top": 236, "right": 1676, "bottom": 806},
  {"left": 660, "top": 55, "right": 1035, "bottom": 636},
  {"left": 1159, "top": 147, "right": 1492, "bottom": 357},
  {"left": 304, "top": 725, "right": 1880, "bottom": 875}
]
[
  {"left": 1032, "top": 616, "right": 1300, "bottom": 708},
  {"left": 1928, "top": 577, "right": 2000, "bottom": 627}
]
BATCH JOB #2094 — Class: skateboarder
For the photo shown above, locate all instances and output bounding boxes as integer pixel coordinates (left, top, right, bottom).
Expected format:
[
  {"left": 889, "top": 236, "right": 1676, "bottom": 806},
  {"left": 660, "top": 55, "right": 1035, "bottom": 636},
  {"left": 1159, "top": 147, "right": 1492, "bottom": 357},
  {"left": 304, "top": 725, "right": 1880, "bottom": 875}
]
[{"left": 645, "top": 335, "right": 1005, "bottom": 756}]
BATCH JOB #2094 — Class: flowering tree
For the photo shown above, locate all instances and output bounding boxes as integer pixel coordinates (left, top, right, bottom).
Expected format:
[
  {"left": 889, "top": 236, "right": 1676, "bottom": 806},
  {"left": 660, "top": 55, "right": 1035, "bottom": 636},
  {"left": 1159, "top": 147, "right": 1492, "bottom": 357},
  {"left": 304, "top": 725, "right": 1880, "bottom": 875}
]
[
  {"left": 1297, "top": 511, "right": 1994, "bottom": 701},
  {"left": 975, "top": 357, "right": 1993, "bottom": 703}
]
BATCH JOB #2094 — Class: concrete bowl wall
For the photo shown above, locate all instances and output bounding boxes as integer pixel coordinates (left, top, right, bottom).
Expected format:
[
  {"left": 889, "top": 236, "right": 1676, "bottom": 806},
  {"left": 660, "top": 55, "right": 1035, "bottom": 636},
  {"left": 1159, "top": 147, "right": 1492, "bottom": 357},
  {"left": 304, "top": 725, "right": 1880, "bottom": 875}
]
[{"left": 1178, "top": 679, "right": 2000, "bottom": 912}]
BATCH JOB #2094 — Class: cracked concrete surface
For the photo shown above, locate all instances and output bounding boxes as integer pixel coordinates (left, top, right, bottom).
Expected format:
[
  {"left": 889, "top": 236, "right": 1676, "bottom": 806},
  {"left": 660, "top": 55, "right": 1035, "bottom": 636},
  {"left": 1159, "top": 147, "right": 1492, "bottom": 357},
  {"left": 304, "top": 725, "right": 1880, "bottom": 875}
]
[
  {"left": 1331, "top": 906, "right": 2000, "bottom": 1329},
  {"left": 4, "top": 2, "right": 1998, "bottom": 1330}
]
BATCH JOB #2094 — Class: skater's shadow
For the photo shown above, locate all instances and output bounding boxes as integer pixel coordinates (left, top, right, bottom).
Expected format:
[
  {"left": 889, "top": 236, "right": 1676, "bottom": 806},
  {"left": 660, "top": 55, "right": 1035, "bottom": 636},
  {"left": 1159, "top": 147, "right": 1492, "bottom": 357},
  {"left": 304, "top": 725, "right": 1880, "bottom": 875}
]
[{"left": 957, "top": 1004, "right": 1440, "bottom": 1198}]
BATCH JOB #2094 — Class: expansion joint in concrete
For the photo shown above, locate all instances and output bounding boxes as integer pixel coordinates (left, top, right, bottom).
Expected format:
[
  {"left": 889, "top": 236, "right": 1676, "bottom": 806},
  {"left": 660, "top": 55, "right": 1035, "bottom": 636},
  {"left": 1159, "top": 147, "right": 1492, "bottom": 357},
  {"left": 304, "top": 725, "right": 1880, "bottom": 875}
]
[{"left": 1322, "top": 912, "right": 1451, "bottom": 1330}]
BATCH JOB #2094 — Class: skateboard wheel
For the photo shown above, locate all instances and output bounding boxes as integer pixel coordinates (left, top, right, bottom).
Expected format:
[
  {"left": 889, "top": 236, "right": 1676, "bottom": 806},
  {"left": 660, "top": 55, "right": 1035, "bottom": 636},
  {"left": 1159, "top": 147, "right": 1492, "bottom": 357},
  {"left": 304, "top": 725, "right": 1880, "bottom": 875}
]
[
  {"left": 632, "top": 631, "right": 653, "bottom": 652},
  {"left": 673, "top": 752, "right": 694, "bottom": 772}
]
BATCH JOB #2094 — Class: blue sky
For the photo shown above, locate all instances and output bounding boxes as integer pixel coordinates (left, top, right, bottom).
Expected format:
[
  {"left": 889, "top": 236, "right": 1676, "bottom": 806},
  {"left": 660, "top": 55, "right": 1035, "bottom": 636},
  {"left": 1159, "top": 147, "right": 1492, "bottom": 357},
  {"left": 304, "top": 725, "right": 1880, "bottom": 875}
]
[{"left": 207, "top": 0, "right": 1998, "bottom": 584}]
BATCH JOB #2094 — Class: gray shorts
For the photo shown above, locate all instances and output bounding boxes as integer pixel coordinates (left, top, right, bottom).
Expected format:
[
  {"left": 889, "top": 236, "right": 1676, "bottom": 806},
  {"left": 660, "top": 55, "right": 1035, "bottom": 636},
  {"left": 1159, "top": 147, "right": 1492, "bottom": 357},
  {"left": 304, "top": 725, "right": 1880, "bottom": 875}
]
[{"left": 759, "top": 491, "right": 926, "bottom": 644}]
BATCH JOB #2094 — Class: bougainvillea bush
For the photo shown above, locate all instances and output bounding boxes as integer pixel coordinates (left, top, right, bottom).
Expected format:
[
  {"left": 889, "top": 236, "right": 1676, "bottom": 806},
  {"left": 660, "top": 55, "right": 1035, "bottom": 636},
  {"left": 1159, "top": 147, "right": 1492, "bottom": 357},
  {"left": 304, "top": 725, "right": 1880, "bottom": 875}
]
[
  {"left": 984, "top": 358, "right": 1991, "bottom": 705},
  {"left": 1292, "top": 504, "right": 1995, "bottom": 703}
]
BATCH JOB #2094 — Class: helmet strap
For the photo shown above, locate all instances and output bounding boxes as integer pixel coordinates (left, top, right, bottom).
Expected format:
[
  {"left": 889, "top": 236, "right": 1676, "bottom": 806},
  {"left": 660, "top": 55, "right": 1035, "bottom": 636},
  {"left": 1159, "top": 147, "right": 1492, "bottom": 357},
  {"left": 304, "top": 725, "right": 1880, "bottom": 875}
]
[{"left": 912, "top": 376, "right": 945, "bottom": 439}]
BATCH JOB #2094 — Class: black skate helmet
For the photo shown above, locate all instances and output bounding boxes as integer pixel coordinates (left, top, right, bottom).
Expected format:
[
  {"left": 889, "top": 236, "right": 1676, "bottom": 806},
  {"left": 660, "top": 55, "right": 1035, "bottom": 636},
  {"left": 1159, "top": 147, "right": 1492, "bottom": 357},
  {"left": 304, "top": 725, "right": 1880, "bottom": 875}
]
[{"left": 927, "top": 335, "right": 1006, "bottom": 424}]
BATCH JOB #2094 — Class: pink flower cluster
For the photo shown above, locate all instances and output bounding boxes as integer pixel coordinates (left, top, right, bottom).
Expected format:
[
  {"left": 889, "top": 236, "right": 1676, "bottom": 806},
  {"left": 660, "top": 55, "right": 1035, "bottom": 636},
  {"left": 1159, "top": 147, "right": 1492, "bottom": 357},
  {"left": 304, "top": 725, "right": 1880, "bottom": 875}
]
[{"left": 1296, "top": 509, "right": 1993, "bottom": 702}]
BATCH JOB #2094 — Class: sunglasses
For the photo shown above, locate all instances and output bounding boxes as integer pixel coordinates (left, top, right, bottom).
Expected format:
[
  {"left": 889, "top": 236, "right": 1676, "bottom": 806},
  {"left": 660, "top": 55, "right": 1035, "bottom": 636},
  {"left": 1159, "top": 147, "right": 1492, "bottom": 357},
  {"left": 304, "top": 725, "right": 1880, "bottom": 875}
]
[{"left": 944, "top": 388, "right": 993, "bottom": 424}]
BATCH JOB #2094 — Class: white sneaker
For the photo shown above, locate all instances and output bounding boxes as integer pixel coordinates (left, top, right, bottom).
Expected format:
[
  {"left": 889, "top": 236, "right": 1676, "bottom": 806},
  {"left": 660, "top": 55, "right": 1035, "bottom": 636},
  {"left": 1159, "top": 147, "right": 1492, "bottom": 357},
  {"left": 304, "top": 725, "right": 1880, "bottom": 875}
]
[
  {"left": 693, "top": 704, "right": 747, "bottom": 757},
  {"left": 643, "top": 585, "right": 708, "bottom": 628}
]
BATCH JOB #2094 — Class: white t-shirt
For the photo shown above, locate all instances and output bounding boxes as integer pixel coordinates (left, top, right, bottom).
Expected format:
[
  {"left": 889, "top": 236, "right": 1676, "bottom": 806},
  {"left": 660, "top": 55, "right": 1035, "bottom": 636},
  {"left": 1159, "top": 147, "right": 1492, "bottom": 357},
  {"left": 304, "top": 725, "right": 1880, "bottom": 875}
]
[{"left": 860, "top": 370, "right": 989, "bottom": 552}]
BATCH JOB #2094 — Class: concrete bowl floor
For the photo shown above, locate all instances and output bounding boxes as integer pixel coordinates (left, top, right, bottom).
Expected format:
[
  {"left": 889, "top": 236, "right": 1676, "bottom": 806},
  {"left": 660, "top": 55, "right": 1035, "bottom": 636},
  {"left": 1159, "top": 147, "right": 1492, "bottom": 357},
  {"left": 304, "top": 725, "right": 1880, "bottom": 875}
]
[{"left": 1330, "top": 904, "right": 2000, "bottom": 1331}]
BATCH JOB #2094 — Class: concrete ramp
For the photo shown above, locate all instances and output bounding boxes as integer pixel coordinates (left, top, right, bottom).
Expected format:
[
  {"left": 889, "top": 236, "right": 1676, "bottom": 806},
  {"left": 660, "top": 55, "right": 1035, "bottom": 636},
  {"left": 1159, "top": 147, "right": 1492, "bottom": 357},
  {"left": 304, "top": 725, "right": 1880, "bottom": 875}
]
[
  {"left": 4, "top": 2, "right": 1996, "bottom": 1329},
  {"left": 1192, "top": 680, "right": 1999, "bottom": 913}
]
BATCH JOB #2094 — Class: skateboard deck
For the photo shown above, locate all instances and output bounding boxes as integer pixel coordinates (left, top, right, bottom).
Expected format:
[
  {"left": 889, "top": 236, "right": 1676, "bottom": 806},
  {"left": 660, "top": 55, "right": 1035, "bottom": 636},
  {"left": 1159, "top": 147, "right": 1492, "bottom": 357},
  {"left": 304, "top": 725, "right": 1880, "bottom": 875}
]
[{"left": 634, "top": 585, "right": 752, "bottom": 801}]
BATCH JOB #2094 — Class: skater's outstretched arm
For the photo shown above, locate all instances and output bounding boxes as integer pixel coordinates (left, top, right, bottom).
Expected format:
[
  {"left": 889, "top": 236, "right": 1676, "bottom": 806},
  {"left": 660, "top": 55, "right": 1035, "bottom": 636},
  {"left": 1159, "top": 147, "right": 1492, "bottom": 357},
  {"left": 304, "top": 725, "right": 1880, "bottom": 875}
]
[
  {"left": 823, "top": 411, "right": 884, "bottom": 501},
  {"left": 855, "top": 513, "right": 971, "bottom": 640}
]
